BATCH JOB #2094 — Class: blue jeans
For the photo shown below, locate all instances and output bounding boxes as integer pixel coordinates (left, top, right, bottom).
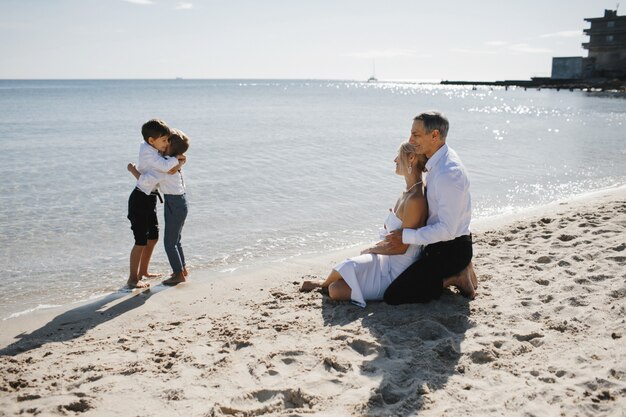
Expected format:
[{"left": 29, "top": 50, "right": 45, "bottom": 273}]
[{"left": 163, "top": 194, "right": 188, "bottom": 274}]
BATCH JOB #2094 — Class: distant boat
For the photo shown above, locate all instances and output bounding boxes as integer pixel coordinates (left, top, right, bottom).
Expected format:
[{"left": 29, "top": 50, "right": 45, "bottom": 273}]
[
  {"left": 175, "top": 77, "right": 183, "bottom": 80},
  {"left": 367, "top": 59, "right": 378, "bottom": 83}
]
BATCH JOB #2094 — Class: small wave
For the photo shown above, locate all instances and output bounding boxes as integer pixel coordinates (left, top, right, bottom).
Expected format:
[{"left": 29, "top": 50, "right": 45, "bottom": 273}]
[{"left": 4, "top": 304, "right": 62, "bottom": 321}]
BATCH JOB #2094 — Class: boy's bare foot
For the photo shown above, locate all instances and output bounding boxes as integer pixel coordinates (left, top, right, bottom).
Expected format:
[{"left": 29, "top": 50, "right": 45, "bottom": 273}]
[
  {"left": 162, "top": 273, "right": 187, "bottom": 286},
  {"left": 127, "top": 279, "right": 150, "bottom": 289},
  {"left": 300, "top": 280, "right": 324, "bottom": 292},
  {"left": 169, "top": 268, "right": 189, "bottom": 278},
  {"left": 140, "top": 272, "right": 162, "bottom": 279}
]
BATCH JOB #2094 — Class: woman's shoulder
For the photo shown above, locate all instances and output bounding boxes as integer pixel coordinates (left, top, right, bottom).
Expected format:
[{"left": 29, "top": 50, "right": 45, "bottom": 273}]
[
  {"left": 403, "top": 193, "right": 427, "bottom": 215},
  {"left": 398, "top": 192, "right": 425, "bottom": 214},
  {"left": 405, "top": 191, "right": 426, "bottom": 205}
]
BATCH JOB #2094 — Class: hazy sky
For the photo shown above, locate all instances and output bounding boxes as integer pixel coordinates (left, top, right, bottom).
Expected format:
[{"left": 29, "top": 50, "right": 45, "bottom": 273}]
[{"left": 0, "top": 0, "right": 619, "bottom": 80}]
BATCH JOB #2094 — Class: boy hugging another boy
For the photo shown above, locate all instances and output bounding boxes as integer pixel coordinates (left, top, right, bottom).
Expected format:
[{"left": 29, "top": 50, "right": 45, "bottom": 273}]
[
  {"left": 128, "top": 128, "right": 190, "bottom": 287},
  {"left": 126, "top": 119, "right": 185, "bottom": 289}
]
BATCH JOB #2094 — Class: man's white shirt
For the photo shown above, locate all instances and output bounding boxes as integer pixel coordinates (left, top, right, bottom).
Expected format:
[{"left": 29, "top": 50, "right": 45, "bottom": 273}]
[{"left": 402, "top": 143, "right": 471, "bottom": 246}]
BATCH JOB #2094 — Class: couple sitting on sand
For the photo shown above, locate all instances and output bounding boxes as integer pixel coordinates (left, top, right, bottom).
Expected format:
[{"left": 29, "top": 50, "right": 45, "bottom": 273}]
[{"left": 301, "top": 111, "right": 477, "bottom": 307}]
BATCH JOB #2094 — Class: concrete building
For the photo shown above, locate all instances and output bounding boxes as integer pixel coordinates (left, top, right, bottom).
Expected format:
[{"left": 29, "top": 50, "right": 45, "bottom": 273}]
[
  {"left": 551, "top": 9, "right": 626, "bottom": 80},
  {"left": 551, "top": 57, "right": 594, "bottom": 79},
  {"left": 582, "top": 9, "right": 626, "bottom": 78}
]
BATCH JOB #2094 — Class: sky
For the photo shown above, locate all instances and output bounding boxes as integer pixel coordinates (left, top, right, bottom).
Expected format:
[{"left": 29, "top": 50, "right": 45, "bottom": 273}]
[{"left": 0, "top": 0, "right": 620, "bottom": 81}]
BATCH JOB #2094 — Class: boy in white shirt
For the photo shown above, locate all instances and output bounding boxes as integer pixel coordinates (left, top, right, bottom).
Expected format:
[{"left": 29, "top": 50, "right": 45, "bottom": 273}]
[
  {"left": 128, "top": 129, "right": 190, "bottom": 286},
  {"left": 126, "top": 120, "right": 185, "bottom": 289}
]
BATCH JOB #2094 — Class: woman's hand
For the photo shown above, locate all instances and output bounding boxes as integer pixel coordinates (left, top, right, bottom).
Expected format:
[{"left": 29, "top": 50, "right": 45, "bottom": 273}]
[{"left": 385, "top": 229, "right": 404, "bottom": 247}]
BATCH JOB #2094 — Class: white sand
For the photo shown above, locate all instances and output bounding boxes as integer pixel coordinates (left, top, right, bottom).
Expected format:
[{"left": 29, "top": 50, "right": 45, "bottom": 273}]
[{"left": 1, "top": 186, "right": 625, "bottom": 417}]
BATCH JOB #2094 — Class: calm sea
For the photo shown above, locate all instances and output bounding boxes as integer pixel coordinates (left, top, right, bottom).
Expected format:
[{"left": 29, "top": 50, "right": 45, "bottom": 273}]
[{"left": 1, "top": 79, "right": 625, "bottom": 319}]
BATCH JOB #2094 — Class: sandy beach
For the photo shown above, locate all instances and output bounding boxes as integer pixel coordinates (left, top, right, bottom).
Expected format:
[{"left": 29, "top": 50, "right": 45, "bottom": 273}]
[{"left": 1, "top": 186, "right": 625, "bottom": 417}]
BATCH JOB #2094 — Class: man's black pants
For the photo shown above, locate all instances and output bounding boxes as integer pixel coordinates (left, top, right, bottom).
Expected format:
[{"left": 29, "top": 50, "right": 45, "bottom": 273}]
[{"left": 383, "top": 235, "right": 473, "bottom": 304}]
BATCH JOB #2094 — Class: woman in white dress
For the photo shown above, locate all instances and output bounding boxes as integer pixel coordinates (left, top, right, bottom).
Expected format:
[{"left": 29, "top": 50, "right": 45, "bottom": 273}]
[{"left": 300, "top": 142, "right": 427, "bottom": 307}]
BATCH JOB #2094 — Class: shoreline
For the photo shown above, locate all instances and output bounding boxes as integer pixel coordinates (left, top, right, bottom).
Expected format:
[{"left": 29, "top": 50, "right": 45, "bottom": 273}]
[
  {"left": 2, "top": 183, "right": 624, "bottom": 323},
  {"left": 0, "top": 185, "right": 625, "bottom": 416}
]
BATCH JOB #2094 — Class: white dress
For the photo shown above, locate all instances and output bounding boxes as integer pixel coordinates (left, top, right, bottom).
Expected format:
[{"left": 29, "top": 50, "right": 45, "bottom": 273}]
[{"left": 334, "top": 211, "right": 422, "bottom": 308}]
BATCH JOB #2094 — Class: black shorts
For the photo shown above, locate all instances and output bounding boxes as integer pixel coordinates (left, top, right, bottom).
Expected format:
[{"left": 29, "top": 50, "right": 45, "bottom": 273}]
[{"left": 127, "top": 188, "right": 159, "bottom": 246}]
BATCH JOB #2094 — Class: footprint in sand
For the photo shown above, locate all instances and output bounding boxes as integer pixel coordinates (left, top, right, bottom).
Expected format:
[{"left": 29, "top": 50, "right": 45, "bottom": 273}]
[
  {"left": 468, "top": 348, "right": 497, "bottom": 364},
  {"left": 567, "top": 296, "right": 590, "bottom": 307},
  {"left": 589, "top": 274, "right": 611, "bottom": 282},
  {"left": 513, "top": 332, "right": 544, "bottom": 342},
  {"left": 379, "top": 382, "right": 406, "bottom": 405},
  {"left": 416, "top": 320, "right": 451, "bottom": 341},
  {"left": 323, "top": 356, "right": 352, "bottom": 373},
  {"left": 557, "top": 234, "right": 576, "bottom": 242},
  {"left": 539, "top": 294, "right": 554, "bottom": 303},
  {"left": 434, "top": 338, "right": 460, "bottom": 361},
  {"left": 611, "top": 243, "right": 625, "bottom": 252},
  {"left": 163, "top": 388, "right": 184, "bottom": 401},
  {"left": 214, "top": 388, "right": 319, "bottom": 416},
  {"left": 606, "top": 256, "right": 625, "bottom": 264},
  {"left": 536, "top": 256, "right": 552, "bottom": 264},
  {"left": 348, "top": 339, "right": 379, "bottom": 357},
  {"left": 609, "top": 287, "right": 626, "bottom": 299},
  {"left": 60, "top": 398, "right": 92, "bottom": 413},
  {"left": 256, "top": 351, "right": 308, "bottom": 377}
]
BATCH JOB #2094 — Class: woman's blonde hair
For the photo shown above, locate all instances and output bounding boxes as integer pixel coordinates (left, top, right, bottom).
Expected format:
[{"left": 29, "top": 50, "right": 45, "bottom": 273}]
[{"left": 398, "top": 142, "right": 427, "bottom": 174}]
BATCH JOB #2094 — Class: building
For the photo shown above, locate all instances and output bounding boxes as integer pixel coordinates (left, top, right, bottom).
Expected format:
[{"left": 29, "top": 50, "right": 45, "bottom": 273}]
[
  {"left": 551, "top": 57, "right": 594, "bottom": 79},
  {"left": 551, "top": 9, "right": 626, "bottom": 80},
  {"left": 583, "top": 9, "right": 626, "bottom": 78}
]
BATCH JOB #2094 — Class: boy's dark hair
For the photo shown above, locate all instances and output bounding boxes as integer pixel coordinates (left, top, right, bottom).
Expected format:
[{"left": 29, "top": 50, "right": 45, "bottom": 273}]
[
  {"left": 168, "top": 129, "right": 190, "bottom": 156},
  {"left": 141, "top": 119, "right": 171, "bottom": 142}
]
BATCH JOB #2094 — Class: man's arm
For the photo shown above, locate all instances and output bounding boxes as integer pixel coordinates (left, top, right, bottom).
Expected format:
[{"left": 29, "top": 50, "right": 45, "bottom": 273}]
[
  {"left": 392, "top": 175, "right": 469, "bottom": 246},
  {"left": 366, "top": 197, "right": 427, "bottom": 254}
]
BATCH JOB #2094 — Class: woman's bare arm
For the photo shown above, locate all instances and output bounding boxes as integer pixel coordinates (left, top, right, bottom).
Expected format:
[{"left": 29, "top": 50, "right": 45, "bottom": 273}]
[{"left": 362, "top": 196, "right": 427, "bottom": 255}]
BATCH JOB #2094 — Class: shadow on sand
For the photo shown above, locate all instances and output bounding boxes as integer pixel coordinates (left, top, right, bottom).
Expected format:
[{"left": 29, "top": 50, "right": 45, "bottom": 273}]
[
  {"left": 322, "top": 290, "right": 471, "bottom": 417},
  {"left": 0, "top": 287, "right": 162, "bottom": 357}
]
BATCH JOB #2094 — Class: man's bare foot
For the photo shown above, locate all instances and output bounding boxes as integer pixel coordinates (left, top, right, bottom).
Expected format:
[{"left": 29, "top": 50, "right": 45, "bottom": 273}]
[
  {"left": 442, "top": 266, "right": 475, "bottom": 299},
  {"left": 127, "top": 279, "right": 150, "bottom": 289},
  {"left": 140, "top": 272, "right": 162, "bottom": 279},
  {"left": 467, "top": 262, "right": 478, "bottom": 289},
  {"left": 300, "top": 280, "right": 324, "bottom": 292},
  {"left": 454, "top": 267, "right": 476, "bottom": 299},
  {"left": 162, "top": 273, "right": 187, "bottom": 286}
]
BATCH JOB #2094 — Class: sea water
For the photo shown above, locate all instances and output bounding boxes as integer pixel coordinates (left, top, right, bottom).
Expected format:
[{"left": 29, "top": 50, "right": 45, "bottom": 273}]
[{"left": 0, "top": 79, "right": 625, "bottom": 319}]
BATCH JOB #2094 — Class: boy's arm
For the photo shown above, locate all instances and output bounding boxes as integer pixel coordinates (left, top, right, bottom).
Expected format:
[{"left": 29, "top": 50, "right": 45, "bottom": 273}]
[
  {"left": 127, "top": 163, "right": 141, "bottom": 180},
  {"left": 167, "top": 155, "right": 187, "bottom": 175},
  {"left": 138, "top": 147, "right": 180, "bottom": 173}
]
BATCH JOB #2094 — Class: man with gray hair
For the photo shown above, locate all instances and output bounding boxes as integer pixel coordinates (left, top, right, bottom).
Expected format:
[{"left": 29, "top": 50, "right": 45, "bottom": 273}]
[{"left": 384, "top": 111, "right": 476, "bottom": 304}]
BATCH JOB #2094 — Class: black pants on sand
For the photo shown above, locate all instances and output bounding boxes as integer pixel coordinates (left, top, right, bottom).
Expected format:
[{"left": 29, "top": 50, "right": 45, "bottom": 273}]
[{"left": 383, "top": 235, "right": 473, "bottom": 304}]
